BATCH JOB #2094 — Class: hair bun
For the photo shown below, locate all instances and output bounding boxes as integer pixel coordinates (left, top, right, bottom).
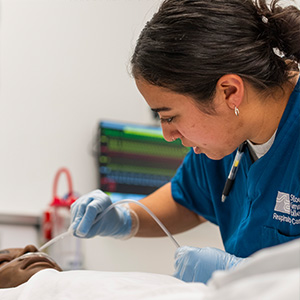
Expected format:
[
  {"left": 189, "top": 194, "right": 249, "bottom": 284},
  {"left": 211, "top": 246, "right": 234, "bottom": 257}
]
[{"left": 257, "top": 0, "right": 300, "bottom": 62}]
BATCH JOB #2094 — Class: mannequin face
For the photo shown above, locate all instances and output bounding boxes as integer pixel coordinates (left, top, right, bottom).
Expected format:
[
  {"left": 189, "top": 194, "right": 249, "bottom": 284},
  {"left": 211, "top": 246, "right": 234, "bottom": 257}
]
[{"left": 0, "top": 245, "right": 62, "bottom": 288}]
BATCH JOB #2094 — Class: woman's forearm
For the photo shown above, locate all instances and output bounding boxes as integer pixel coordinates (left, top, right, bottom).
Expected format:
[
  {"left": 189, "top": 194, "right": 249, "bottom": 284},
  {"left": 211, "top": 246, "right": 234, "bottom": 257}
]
[{"left": 129, "top": 182, "right": 205, "bottom": 237}]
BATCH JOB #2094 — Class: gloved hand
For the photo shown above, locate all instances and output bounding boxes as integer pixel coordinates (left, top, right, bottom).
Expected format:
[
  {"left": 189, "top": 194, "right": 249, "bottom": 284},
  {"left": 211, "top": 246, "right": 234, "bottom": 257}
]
[
  {"left": 70, "top": 189, "right": 139, "bottom": 239},
  {"left": 173, "top": 246, "right": 245, "bottom": 284}
]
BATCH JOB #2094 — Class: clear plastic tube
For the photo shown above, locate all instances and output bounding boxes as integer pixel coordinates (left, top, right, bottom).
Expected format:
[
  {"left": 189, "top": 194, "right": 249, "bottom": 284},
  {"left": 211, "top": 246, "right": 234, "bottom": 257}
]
[
  {"left": 39, "top": 199, "right": 180, "bottom": 252},
  {"left": 94, "top": 199, "right": 180, "bottom": 248},
  {"left": 39, "top": 229, "right": 72, "bottom": 252}
]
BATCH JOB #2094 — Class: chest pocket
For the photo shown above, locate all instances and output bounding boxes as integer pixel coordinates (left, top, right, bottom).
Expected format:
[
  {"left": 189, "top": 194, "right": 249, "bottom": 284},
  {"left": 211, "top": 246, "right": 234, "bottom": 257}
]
[{"left": 262, "top": 226, "right": 300, "bottom": 249}]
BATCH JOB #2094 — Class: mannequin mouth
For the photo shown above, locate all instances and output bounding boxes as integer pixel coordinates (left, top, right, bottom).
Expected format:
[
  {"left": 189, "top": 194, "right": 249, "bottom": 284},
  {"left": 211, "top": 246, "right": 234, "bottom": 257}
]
[
  {"left": 21, "top": 256, "right": 56, "bottom": 270},
  {"left": 0, "top": 252, "right": 61, "bottom": 273}
]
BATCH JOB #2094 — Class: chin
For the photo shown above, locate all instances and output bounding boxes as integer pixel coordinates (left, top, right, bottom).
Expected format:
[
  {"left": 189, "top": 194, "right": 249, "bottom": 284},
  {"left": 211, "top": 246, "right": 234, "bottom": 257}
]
[
  {"left": 203, "top": 150, "right": 231, "bottom": 160},
  {"left": 205, "top": 153, "right": 225, "bottom": 160},
  {"left": 193, "top": 146, "right": 233, "bottom": 160}
]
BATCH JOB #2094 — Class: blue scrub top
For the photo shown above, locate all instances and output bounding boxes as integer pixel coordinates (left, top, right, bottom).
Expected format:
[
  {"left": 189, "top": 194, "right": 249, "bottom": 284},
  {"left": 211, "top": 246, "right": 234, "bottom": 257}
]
[{"left": 171, "top": 77, "right": 300, "bottom": 258}]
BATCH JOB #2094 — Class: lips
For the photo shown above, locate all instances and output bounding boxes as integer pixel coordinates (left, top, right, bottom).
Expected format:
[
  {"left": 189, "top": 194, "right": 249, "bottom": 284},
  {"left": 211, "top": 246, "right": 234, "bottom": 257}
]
[
  {"left": 21, "top": 256, "right": 56, "bottom": 270},
  {"left": 193, "top": 146, "right": 201, "bottom": 154}
]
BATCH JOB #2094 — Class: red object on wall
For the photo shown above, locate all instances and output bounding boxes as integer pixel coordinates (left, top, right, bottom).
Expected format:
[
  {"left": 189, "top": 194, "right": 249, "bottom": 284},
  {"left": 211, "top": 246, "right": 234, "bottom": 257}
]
[{"left": 42, "top": 168, "right": 78, "bottom": 241}]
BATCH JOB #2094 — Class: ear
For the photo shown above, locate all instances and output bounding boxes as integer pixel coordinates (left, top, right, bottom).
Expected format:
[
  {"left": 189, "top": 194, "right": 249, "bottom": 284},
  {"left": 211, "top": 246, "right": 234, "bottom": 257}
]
[{"left": 216, "top": 74, "right": 244, "bottom": 110}]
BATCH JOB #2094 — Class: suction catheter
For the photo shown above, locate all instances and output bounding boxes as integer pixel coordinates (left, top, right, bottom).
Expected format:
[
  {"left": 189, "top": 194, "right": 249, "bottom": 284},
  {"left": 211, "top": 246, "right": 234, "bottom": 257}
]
[{"left": 38, "top": 199, "right": 181, "bottom": 252}]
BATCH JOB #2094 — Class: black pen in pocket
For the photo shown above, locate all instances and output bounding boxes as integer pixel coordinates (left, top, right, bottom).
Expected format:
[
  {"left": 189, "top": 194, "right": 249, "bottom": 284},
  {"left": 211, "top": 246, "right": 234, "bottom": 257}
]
[{"left": 221, "top": 141, "right": 247, "bottom": 202}]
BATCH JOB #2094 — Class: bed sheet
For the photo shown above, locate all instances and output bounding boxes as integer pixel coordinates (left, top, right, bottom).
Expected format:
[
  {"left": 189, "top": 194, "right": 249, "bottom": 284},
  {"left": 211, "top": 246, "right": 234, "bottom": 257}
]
[
  {"left": 0, "top": 270, "right": 207, "bottom": 300},
  {"left": 0, "top": 238, "right": 299, "bottom": 300}
]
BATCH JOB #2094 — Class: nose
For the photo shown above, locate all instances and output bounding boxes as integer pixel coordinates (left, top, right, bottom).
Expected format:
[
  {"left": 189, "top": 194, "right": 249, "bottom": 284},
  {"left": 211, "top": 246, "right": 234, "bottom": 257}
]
[
  {"left": 161, "top": 124, "right": 179, "bottom": 143},
  {"left": 21, "top": 245, "right": 38, "bottom": 255}
]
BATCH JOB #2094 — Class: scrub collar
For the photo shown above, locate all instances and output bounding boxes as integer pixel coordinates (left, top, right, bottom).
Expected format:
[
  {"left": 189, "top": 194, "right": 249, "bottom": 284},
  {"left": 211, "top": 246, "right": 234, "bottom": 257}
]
[{"left": 247, "top": 130, "right": 277, "bottom": 159}]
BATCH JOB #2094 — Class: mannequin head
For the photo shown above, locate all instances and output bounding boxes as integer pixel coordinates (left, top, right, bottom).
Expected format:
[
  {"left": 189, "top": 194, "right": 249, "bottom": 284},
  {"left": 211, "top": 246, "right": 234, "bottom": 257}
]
[{"left": 0, "top": 245, "right": 62, "bottom": 288}]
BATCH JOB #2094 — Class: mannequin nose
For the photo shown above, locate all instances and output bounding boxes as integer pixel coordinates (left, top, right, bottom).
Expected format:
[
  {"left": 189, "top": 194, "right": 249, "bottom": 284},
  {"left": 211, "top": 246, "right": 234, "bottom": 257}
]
[{"left": 21, "top": 245, "right": 38, "bottom": 255}]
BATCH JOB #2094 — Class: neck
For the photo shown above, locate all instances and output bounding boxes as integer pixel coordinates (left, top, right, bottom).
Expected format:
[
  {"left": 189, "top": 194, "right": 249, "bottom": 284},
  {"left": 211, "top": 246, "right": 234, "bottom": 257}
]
[{"left": 247, "top": 74, "right": 298, "bottom": 145}]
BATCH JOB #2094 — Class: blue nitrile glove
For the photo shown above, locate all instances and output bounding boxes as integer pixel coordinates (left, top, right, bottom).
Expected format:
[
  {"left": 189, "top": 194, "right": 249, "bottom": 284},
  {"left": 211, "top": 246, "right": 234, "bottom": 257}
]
[
  {"left": 70, "top": 189, "right": 139, "bottom": 239},
  {"left": 173, "top": 246, "right": 245, "bottom": 284}
]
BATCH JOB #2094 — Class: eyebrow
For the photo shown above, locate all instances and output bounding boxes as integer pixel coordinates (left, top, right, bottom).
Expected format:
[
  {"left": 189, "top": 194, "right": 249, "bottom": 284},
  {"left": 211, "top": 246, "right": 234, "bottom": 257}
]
[{"left": 151, "top": 107, "right": 171, "bottom": 113}]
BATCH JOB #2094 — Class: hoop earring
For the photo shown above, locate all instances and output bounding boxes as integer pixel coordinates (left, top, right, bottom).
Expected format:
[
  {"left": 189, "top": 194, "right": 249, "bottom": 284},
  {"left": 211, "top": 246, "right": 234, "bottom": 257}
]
[{"left": 234, "top": 106, "right": 240, "bottom": 116}]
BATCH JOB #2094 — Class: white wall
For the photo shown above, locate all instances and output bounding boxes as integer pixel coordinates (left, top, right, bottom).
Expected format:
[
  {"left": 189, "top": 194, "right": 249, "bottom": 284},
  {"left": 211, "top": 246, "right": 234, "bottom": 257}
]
[
  {"left": 0, "top": 224, "right": 38, "bottom": 249},
  {"left": 0, "top": 0, "right": 162, "bottom": 215}
]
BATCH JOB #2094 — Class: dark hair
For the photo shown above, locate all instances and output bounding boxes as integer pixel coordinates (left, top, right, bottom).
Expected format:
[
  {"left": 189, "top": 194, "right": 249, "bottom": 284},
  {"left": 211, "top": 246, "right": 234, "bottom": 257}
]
[{"left": 131, "top": 0, "right": 300, "bottom": 106}]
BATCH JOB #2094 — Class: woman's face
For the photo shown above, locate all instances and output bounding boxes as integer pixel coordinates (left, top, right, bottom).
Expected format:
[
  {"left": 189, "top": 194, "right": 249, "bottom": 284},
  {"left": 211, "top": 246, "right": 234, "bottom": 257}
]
[
  {"left": 0, "top": 245, "right": 62, "bottom": 288},
  {"left": 136, "top": 79, "right": 244, "bottom": 160}
]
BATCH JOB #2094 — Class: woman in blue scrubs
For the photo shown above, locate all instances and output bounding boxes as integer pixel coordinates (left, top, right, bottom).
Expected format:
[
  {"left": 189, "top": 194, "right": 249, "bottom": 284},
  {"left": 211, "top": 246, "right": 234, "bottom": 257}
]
[{"left": 71, "top": 0, "right": 300, "bottom": 283}]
